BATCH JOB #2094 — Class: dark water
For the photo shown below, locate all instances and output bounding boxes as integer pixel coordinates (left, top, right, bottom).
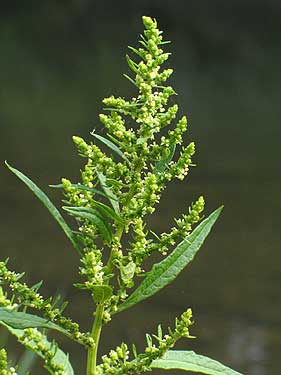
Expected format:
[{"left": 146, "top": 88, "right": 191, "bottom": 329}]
[{"left": 0, "top": 2, "right": 280, "bottom": 374}]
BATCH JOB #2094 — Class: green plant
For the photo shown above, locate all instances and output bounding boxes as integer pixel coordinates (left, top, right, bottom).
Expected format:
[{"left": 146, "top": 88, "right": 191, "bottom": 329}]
[{"left": 0, "top": 16, "right": 244, "bottom": 375}]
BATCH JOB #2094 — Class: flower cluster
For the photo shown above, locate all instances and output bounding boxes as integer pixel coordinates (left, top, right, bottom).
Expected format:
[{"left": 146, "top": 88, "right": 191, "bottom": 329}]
[
  {"left": 79, "top": 251, "right": 105, "bottom": 287},
  {"left": 98, "top": 343, "right": 130, "bottom": 374},
  {"left": 96, "top": 309, "right": 193, "bottom": 374},
  {"left": 0, "top": 350, "right": 17, "bottom": 375},
  {"left": 19, "top": 328, "right": 66, "bottom": 375},
  {"left": 151, "top": 196, "right": 205, "bottom": 255},
  {"left": 60, "top": 16, "right": 204, "bottom": 313},
  {"left": 0, "top": 261, "right": 94, "bottom": 348},
  {"left": 0, "top": 286, "right": 17, "bottom": 310},
  {"left": 127, "top": 217, "right": 150, "bottom": 273}
]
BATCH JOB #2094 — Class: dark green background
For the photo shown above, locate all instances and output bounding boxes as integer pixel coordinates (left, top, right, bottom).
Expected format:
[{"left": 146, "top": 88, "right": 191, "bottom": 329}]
[{"left": 1, "top": 1, "right": 280, "bottom": 374}]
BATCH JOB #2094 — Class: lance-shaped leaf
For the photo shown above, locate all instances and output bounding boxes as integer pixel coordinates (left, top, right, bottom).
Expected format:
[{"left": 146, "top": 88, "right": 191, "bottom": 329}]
[
  {"left": 91, "top": 201, "right": 124, "bottom": 223},
  {"left": 0, "top": 307, "right": 69, "bottom": 336},
  {"left": 65, "top": 201, "right": 123, "bottom": 224},
  {"left": 96, "top": 171, "right": 120, "bottom": 214},
  {"left": 151, "top": 350, "right": 244, "bottom": 375},
  {"left": 5, "top": 162, "right": 81, "bottom": 254},
  {"left": 128, "top": 45, "right": 145, "bottom": 59},
  {"left": 91, "top": 132, "right": 130, "bottom": 164},
  {"left": 0, "top": 322, "right": 74, "bottom": 375},
  {"left": 117, "top": 207, "right": 223, "bottom": 313},
  {"left": 126, "top": 54, "right": 139, "bottom": 74},
  {"left": 123, "top": 73, "right": 138, "bottom": 88},
  {"left": 50, "top": 183, "right": 118, "bottom": 201},
  {"left": 63, "top": 206, "right": 112, "bottom": 243}
]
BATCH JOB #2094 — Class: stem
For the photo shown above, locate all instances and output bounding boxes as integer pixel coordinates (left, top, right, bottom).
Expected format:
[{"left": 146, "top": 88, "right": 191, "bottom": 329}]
[
  {"left": 86, "top": 303, "right": 104, "bottom": 375},
  {"left": 86, "top": 224, "right": 125, "bottom": 375}
]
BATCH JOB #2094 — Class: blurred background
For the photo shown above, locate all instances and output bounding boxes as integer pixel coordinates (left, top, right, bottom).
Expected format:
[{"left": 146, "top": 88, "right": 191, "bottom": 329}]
[{"left": 0, "top": 1, "right": 280, "bottom": 374}]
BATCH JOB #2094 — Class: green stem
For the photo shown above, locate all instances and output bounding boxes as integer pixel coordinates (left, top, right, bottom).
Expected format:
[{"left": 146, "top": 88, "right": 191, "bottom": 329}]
[
  {"left": 86, "top": 303, "right": 104, "bottom": 375},
  {"left": 86, "top": 224, "right": 125, "bottom": 375}
]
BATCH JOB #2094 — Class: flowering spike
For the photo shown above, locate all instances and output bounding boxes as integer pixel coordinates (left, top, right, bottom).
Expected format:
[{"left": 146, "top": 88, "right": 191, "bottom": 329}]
[{"left": 1, "top": 15, "right": 242, "bottom": 375}]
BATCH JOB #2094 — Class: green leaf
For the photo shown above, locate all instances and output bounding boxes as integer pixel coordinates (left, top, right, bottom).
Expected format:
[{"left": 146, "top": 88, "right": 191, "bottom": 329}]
[
  {"left": 91, "top": 201, "right": 123, "bottom": 223},
  {"left": 128, "top": 45, "right": 145, "bottom": 59},
  {"left": 50, "top": 183, "right": 118, "bottom": 201},
  {"left": 63, "top": 206, "right": 112, "bottom": 243},
  {"left": 91, "top": 132, "right": 130, "bottom": 164},
  {"left": 65, "top": 202, "right": 123, "bottom": 224},
  {"left": 91, "top": 285, "right": 113, "bottom": 304},
  {"left": 159, "top": 40, "right": 172, "bottom": 45},
  {"left": 96, "top": 171, "right": 120, "bottom": 214},
  {"left": 117, "top": 207, "right": 223, "bottom": 313},
  {"left": 0, "top": 308, "right": 69, "bottom": 336},
  {"left": 17, "top": 348, "right": 37, "bottom": 375},
  {"left": 151, "top": 350, "right": 244, "bottom": 375},
  {"left": 0, "top": 322, "right": 74, "bottom": 375},
  {"left": 123, "top": 73, "right": 138, "bottom": 88},
  {"left": 120, "top": 262, "right": 136, "bottom": 284},
  {"left": 154, "top": 143, "right": 176, "bottom": 175},
  {"left": 5, "top": 162, "right": 81, "bottom": 255},
  {"left": 126, "top": 54, "right": 139, "bottom": 74}
]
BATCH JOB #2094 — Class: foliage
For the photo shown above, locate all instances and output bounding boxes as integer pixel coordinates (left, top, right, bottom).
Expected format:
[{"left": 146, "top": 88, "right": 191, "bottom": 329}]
[{"left": 1, "top": 16, "right": 244, "bottom": 375}]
